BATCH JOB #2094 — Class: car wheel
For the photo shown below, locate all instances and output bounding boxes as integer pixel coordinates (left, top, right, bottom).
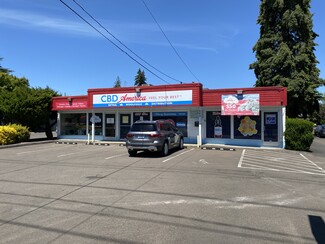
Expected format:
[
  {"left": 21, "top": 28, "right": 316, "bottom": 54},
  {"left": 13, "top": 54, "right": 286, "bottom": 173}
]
[
  {"left": 161, "top": 142, "right": 169, "bottom": 156},
  {"left": 128, "top": 150, "right": 137, "bottom": 157},
  {"left": 179, "top": 138, "right": 184, "bottom": 149}
]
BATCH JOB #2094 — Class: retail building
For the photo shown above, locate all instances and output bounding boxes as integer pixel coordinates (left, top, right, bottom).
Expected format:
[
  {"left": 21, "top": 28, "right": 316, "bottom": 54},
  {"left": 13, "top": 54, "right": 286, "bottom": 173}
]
[{"left": 52, "top": 83, "right": 287, "bottom": 148}]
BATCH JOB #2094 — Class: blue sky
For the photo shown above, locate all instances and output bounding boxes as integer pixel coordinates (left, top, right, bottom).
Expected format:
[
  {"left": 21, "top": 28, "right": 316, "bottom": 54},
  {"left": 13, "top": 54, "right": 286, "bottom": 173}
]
[{"left": 1, "top": 0, "right": 324, "bottom": 95}]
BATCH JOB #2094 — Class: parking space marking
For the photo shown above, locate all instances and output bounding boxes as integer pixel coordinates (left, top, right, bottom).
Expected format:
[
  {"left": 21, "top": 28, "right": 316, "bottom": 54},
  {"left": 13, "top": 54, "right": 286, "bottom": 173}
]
[
  {"left": 300, "top": 153, "right": 325, "bottom": 173},
  {"left": 57, "top": 146, "right": 109, "bottom": 158},
  {"left": 238, "top": 149, "right": 245, "bottom": 168},
  {"left": 105, "top": 153, "right": 128, "bottom": 160},
  {"left": 16, "top": 144, "right": 74, "bottom": 155},
  {"left": 238, "top": 149, "right": 325, "bottom": 176},
  {"left": 162, "top": 148, "right": 194, "bottom": 163}
]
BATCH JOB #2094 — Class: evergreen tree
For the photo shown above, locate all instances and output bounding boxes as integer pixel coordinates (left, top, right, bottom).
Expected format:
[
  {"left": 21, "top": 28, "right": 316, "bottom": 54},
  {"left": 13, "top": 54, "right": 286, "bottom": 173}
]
[
  {"left": 134, "top": 68, "right": 147, "bottom": 86},
  {"left": 113, "top": 76, "right": 121, "bottom": 88},
  {"left": 250, "top": 0, "right": 324, "bottom": 118},
  {"left": 0, "top": 57, "right": 12, "bottom": 74},
  {"left": 0, "top": 67, "right": 58, "bottom": 138}
]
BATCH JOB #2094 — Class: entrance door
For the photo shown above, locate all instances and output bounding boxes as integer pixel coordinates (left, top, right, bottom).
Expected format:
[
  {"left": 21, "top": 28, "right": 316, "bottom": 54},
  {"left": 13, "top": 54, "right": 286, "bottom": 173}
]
[
  {"left": 120, "top": 114, "right": 131, "bottom": 139},
  {"left": 105, "top": 114, "right": 116, "bottom": 138},
  {"left": 264, "top": 112, "right": 278, "bottom": 144}
]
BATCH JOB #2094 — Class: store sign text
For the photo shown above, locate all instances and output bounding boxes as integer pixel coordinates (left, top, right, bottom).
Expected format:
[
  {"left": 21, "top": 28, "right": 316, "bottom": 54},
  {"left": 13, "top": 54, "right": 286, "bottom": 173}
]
[{"left": 93, "top": 90, "right": 192, "bottom": 107}]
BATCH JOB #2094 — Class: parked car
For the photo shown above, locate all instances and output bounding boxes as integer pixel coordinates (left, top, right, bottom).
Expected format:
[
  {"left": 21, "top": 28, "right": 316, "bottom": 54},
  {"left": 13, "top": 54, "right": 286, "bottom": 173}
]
[
  {"left": 315, "top": 124, "right": 325, "bottom": 138},
  {"left": 126, "top": 120, "right": 184, "bottom": 156}
]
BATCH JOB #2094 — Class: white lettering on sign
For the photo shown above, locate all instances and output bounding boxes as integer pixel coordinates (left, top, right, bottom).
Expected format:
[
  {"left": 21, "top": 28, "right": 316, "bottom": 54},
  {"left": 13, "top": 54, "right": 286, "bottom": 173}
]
[{"left": 93, "top": 90, "right": 192, "bottom": 107}]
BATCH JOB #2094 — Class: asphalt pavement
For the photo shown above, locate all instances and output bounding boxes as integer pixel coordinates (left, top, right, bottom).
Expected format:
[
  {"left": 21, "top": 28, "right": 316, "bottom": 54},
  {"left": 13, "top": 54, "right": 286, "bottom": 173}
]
[{"left": 0, "top": 136, "right": 324, "bottom": 243}]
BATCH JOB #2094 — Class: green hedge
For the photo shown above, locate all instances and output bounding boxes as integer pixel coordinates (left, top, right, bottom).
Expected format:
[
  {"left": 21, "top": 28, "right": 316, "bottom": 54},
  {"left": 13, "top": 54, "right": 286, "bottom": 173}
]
[
  {"left": 285, "top": 118, "right": 314, "bottom": 151},
  {"left": 0, "top": 124, "right": 30, "bottom": 145}
]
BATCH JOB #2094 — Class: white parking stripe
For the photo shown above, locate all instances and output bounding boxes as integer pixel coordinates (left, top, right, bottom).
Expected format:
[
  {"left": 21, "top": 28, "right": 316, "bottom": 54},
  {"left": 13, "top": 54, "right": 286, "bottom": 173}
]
[
  {"left": 238, "top": 149, "right": 246, "bottom": 168},
  {"left": 245, "top": 157, "right": 323, "bottom": 171},
  {"left": 239, "top": 149, "right": 325, "bottom": 176},
  {"left": 162, "top": 148, "right": 194, "bottom": 163},
  {"left": 300, "top": 153, "right": 325, "bottom": 173},
  {"left": 57, "top": 152, "right": 76, "bottom": 157},
  {"left": 16, "top": 145, "right": 73, "bottom": 155},
  {"left": 105, "top": 153, "right": 128, "bottom": 160},
  {"left": 57, "top": 146, "right": 107, "bottom": 157}
]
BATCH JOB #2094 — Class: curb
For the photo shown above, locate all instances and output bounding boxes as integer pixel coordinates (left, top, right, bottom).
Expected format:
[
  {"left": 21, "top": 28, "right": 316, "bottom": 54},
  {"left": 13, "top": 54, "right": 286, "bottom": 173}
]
[
  {"left": 0, "top": 140, "right": 55, "bottom": 149},
  {"left": 55, "top": 141, "right": 78, "bottom": 145},
  {"left": 200, "top": 146, "right": 236, "bottom": 151},
  {"left": 86, "top": 142, "right": 110, "bottom": 146}
]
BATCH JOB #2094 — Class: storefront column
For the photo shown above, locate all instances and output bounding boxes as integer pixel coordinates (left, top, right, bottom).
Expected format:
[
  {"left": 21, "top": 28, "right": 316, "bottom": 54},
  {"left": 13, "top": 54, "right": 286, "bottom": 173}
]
[
  {"left": 86, "top": 113, "right": 89, "bottom": 139},
  {"left": 198, "top": 108, "right": 202, "bottom": 147},
  {"left": 282, "top": 107, "right": 286, "bottom": 148},
  {"left": 91, "top": 112, "right": 95, "bottom": 142},
  {"left": 57, "top": 112, "right": 61, "bottom": 136}
]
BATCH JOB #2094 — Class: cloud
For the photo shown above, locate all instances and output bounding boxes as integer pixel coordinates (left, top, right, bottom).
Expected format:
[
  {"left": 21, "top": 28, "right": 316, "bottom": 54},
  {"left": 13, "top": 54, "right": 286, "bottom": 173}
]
[
  {"left": 0, "top": 8, "right": 95, "bottom": 36},
  {"left": 0, "top": 7, "right": 239, "bottom": 53}
]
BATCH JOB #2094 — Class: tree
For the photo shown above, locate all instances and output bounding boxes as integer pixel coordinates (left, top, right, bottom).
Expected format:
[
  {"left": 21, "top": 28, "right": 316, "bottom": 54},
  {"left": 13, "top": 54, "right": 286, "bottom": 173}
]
[
  {"left": 113, "top": 76, "right": 121, "bottom": 88},
  {"left": 134, "top": 68, "right": 147, "bottom": 86},
  {"left": 0, "top": 72, "right": 29, "bottom": 91},
  {"left": 250, "top": 0, "right": 324, "bottom": 118},
  {"left": 0, "top": 69, "right": 59, "bottom": 138},
  {"left": 0, "top": 57, "right": 12, "bottom": 74}
]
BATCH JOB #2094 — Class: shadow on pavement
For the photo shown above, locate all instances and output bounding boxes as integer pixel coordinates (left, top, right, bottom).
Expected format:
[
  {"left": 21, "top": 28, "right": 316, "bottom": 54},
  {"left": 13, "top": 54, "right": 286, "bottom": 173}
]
[{"left": 308, "top": 215, "right": 325, "bottom": 244}]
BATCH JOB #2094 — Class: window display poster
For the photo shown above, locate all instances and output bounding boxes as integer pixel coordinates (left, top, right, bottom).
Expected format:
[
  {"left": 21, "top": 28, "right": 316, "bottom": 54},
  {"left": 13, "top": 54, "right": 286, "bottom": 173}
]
[
  {"left": 234, "top": 115, "right": 261, "bottom": 139},
  {"left": 266, "top": 114, "right": 276, "bottom": 125},
  {"left": 122, "top": 115, "right": 129, "bottom": 124},
  {"left": 106, "top": 118, "right": 115, "bottom": 124},
  {"left": 206, "top": 111, "right": 230, "bottom": 138},
  {"left": 222, "top": 94, "right": 260, "bottom": 115},
  {"left": 133, "top": 112, "right": 150, "bottom": 122}
]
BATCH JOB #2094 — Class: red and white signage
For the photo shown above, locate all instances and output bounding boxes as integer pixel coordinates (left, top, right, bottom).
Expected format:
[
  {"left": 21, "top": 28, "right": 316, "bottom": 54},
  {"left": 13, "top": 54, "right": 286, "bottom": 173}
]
[
  {"left": 93, "top": 90, "right": 193, "bottom": 107},
  {"left": 221, "top": 94, "right": 260, "bottom": 115}
]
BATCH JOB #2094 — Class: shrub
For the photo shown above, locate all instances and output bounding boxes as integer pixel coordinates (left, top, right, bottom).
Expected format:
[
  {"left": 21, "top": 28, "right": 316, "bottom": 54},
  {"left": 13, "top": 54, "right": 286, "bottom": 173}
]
[
  {"left": 10, "top": 124, "right": 30, "bottom": 143},
  {"left": 0, "top": 126, "right": 17, "bottom": 145},
  {"left": 285, "top": 118, "right": 314, "bottom": 151},
  {"left": 0, "top": 124, "right": 30, "bottom": 145}
]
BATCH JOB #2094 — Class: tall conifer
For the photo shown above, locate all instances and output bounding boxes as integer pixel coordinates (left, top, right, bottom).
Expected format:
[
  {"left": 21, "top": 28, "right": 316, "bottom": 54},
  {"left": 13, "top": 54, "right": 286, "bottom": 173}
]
[{"left": 250, "top": 0, "right": 324, "bottom": 118}]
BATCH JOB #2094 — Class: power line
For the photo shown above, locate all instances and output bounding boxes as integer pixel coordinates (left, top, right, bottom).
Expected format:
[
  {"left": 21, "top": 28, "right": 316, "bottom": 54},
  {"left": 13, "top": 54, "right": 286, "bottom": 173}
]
[
  {"left": 141, "top": 0, "right": 200, "bottom": 82},
  {"left": 59, "top": 0, "right": 170, "bottom": 84},
  {"left": 71, "top": 0, "right": 183, "bottom": 84}
]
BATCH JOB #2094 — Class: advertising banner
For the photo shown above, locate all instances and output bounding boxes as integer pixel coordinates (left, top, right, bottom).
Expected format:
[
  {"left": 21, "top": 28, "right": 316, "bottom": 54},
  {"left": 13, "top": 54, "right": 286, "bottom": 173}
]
[
  {"left": 221, "top": 94, "right": 260, "bottom": 115},
  {"left": 93, "top": 90, "right": 192, "bottom": 107},
  {"left": 52, "top": 100, "right": 88, "bottom": 110}
]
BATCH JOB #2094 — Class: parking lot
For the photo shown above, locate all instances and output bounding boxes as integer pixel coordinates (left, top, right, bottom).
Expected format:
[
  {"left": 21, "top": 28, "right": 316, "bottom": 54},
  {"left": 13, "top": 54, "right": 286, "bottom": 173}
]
[{"left": 0, "top": 142, "right": 325, "bottom": 243}]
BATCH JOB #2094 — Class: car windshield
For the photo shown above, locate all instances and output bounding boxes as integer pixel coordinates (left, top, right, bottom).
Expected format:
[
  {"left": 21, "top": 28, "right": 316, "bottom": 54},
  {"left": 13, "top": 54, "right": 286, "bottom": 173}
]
[{"left": 131, "top": 123, "right": 157, "bottom": 132}]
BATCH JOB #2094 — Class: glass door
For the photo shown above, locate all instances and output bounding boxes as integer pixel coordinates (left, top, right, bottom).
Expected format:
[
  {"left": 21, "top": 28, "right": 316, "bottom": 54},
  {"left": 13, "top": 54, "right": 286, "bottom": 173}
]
[
  {"left": 119, "top": 114, "right": 131, "bottom": 139},
  {"left": 264, "top": 112, "right": 278, "bottom": 143},
  {"left": 105, "top": 114, "right": 116, "bottom": 138}
]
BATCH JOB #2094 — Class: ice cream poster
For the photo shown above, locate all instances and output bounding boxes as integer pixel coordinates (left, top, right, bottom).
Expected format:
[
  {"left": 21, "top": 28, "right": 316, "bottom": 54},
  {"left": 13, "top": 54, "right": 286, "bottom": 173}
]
[{"left": 221, "top": 94, "right": 260, "bottom": 115}]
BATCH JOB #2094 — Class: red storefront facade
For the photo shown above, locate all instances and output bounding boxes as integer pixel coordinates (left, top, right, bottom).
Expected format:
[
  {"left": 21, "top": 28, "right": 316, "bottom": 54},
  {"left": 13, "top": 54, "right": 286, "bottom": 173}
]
[{"left": 52, "top": 83, "right": 287, "bottom": 148}]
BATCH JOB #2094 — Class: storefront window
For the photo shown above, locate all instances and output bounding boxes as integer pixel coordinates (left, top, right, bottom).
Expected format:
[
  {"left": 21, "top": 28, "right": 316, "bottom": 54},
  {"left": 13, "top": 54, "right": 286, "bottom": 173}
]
[
  {"left": 61, "top": 113, "right": 87, "bottom": 135},
  {"left": 120, "top": 114, "right": 131, "bottom": 139},
  {"left": 133, "top": 112, "right": 150, "bottom": 122},
  {"left": 153, "top": 112, "right": 188, "bottom": 137},
  {"left": 206, "top": 111, "right": 230, "bottom": 138},
  {"left": 90, "top": 113, "right": 103, "bottom": 136},
  {"left": 234, "top": 115, "right": 261, "bottom": 140},
  {"left": 105, "top": 114, "right": 115, "bottom": 137}
]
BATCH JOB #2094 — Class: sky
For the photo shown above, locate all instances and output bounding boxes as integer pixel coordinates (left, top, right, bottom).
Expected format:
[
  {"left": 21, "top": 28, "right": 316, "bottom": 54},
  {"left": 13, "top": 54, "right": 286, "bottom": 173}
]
[{"left": 0, "top": 0, "right": 324, "bottom": 96}]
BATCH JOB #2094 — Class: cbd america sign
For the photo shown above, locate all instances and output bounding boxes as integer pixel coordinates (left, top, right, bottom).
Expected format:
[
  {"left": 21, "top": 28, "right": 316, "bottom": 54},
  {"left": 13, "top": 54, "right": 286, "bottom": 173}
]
[{"left": 93, "top": 90, "right": 192, "bottom": 107}]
